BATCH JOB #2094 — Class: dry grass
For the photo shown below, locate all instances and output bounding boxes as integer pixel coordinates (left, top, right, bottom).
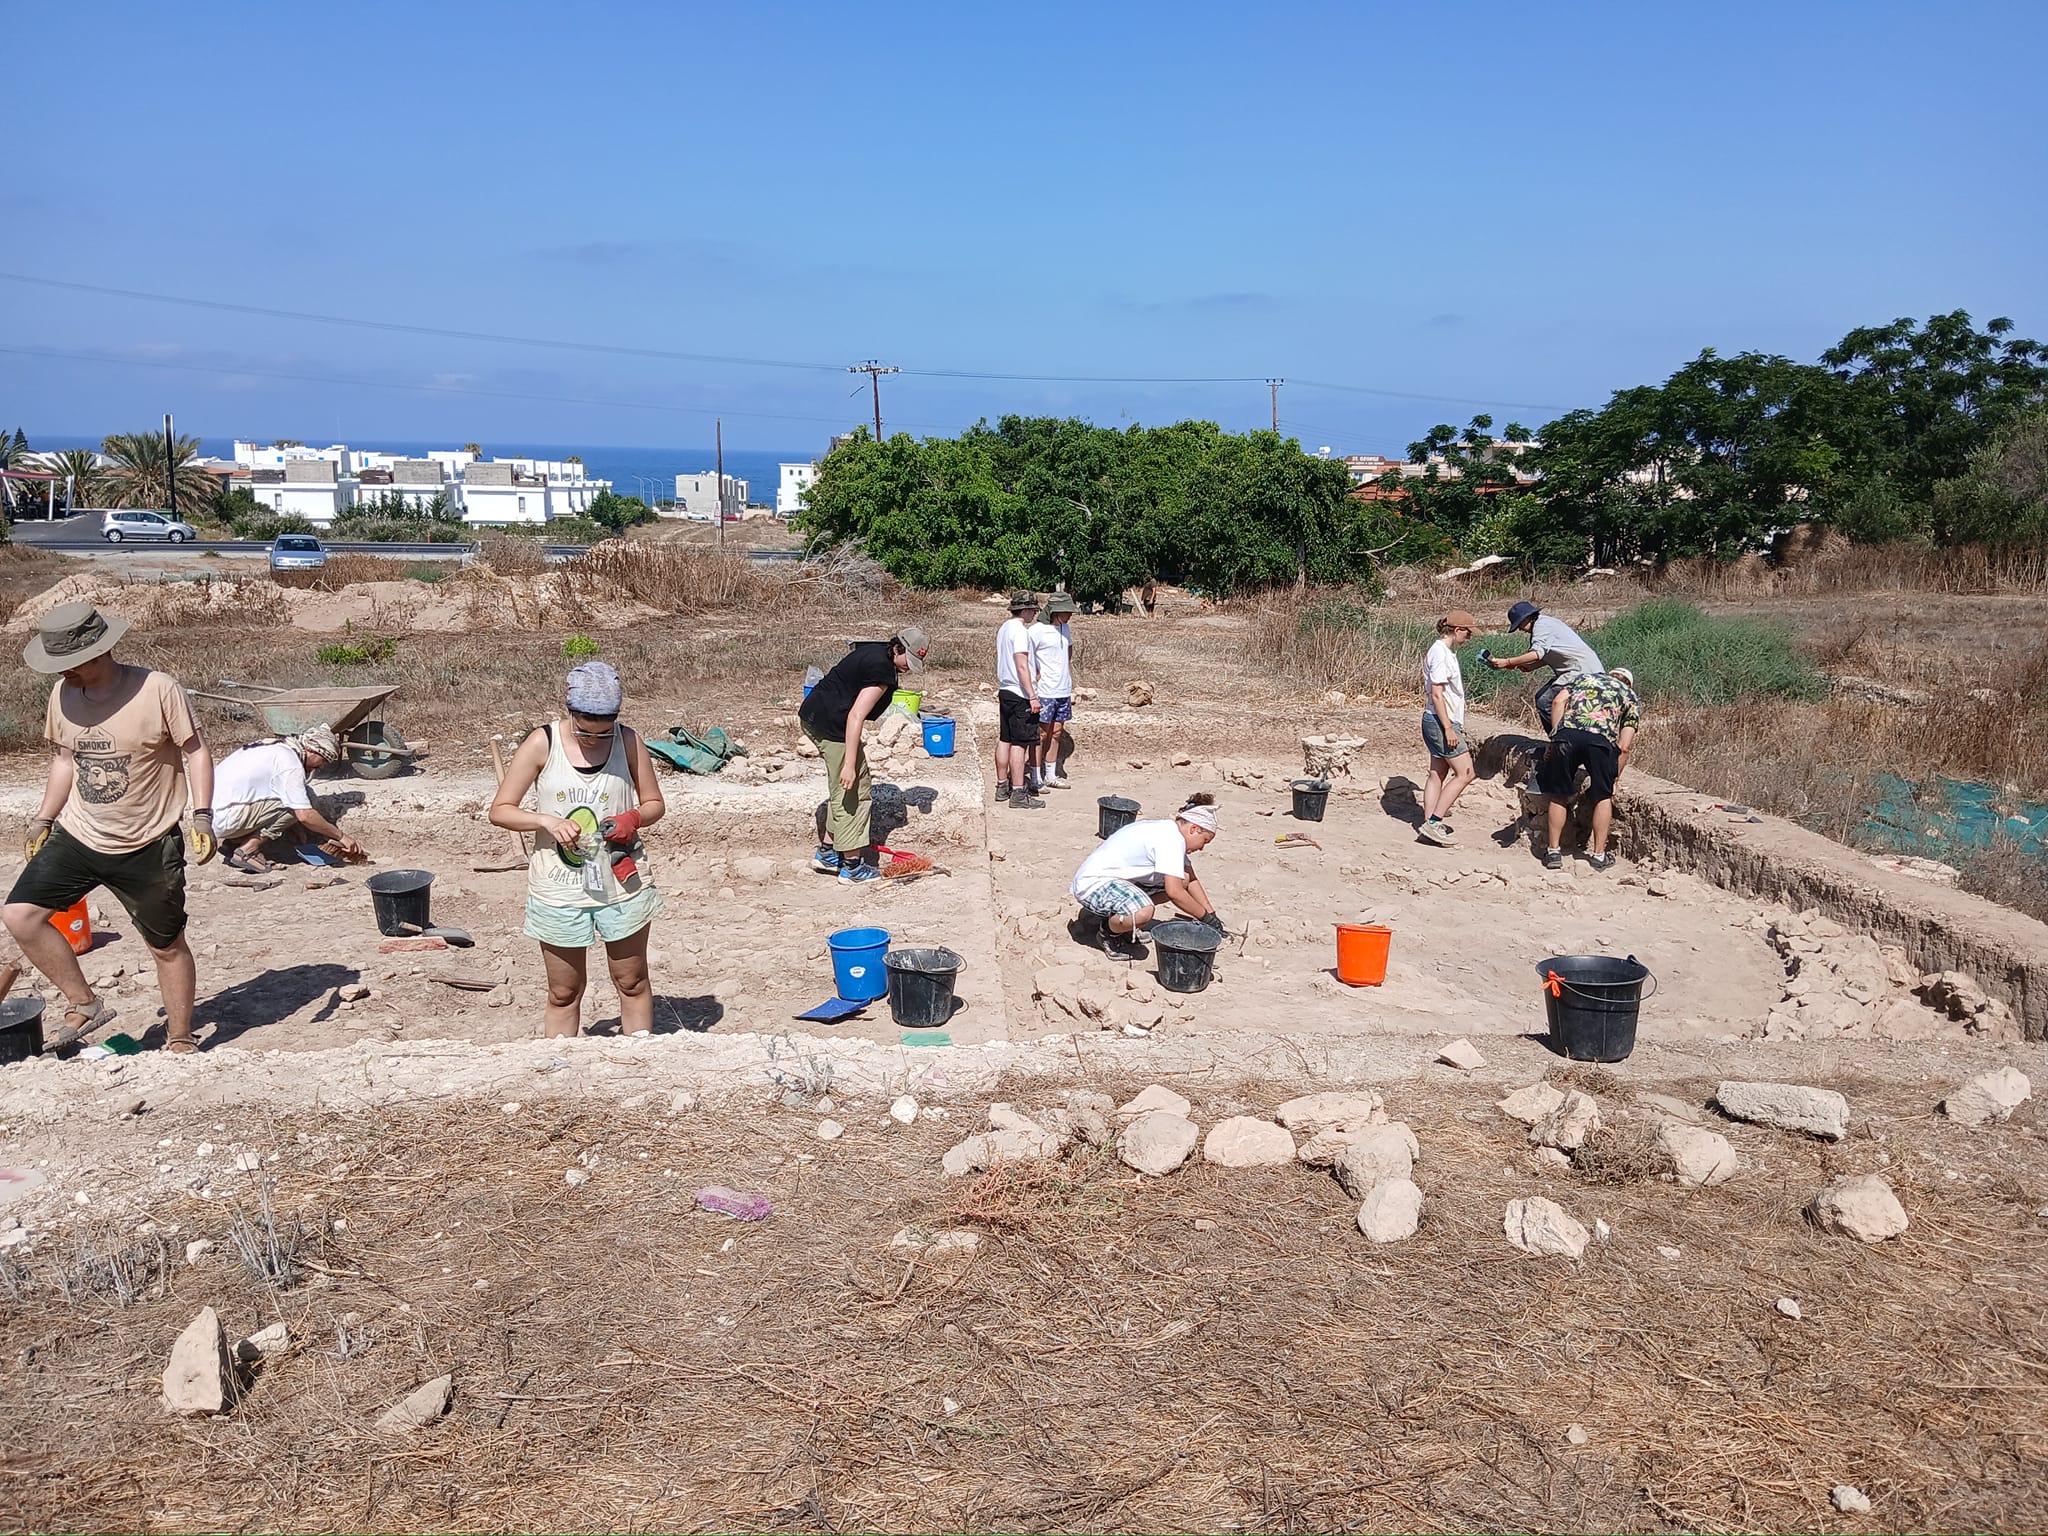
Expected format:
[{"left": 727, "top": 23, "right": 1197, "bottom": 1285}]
[{"left": 4, "top": 1076, "right": 2044, "bottom": 1533}]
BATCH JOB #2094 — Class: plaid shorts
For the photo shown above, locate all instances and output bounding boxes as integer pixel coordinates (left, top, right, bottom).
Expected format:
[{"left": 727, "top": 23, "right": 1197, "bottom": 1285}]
[{"left": 1076, "top": 878, "right": 1156, "bottom": 919}]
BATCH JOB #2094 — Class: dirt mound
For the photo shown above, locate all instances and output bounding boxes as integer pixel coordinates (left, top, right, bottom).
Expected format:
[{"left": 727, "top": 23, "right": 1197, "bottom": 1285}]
[{"left": 6, "top": 568, "right": 661, "bottom": 636}]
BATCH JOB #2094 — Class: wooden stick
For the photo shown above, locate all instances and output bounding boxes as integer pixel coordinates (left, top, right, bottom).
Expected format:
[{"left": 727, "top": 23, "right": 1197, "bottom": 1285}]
[
  {"left": 488, "top": 734, "right": 532, "bottom": 857},
  {"left": 0, "top": 962, "right": 21, "bottom": 1006}
]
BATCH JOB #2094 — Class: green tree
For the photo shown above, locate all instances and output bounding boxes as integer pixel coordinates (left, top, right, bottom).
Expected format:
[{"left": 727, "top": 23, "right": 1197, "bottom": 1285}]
[
  {"left": 1929, "top": 410, "right": 2048, "bottom": 545},
  {"left": 100, "top": 430, "right": 218, "bottom": 513},
  {"left": 462, "top": 442, "right": 484, "bottom": 458},
  {"left": 587, "top": 489, "right": 653, "bottom": 533}
]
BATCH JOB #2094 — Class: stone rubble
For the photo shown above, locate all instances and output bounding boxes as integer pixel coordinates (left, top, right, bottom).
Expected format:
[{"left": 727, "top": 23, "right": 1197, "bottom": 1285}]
[
  {"left": 1714, "top": 1081, "right": 1849, "bottom": 1141},
  {"left": 1808, "top": 1173, "right": 1910, "bottom": 1243},
  {"left": 1565, "top": 1424, "right": 1591, "bottom": 1447},
  {"left": 1750, "top": 907, "right": 2019, "bottom": 1044},
  {"left": 1831, "top": 1485, "right": 1872, "bottom": 1515},
  {"left": 1496, "top": 1081, "right": 1566, "bottom": 1125},
  {"left": 376, "top": 1373, "right": 454, "bottom": 1432},
  {"left": 161, "top": 1306, "right": 238, "bottom": 1416},
  {"left": 1939, "top": 1067, "right": 2031, "bottom": 1128},
  {"left": 1776, "top": 1297, "right": 1803, "bottom": 1320},
  {"left": 889, "top": 1225, "right": 983, "bottom": 1263},
  {"left": 1915, "top": 971, "right": 2021, "bottom": 1041},
  {"left": 1503, "top": 1196, "right": 1589, "bottom": 1259},
  {"left": 940, "top": 1126, "right": 1061, "bottom": 1178},
  {"left": 1436, "top": 1038, "right": 1486, "bottom": 1071},
  {"left": 1201, "top": 1116, "right": 1296, "bottom": 1168},
  {"left": 1332, "top": 1123, "right": 1419, "bottom": 1199},
  {"left": 1655, "top": 1121, "right": 1739, "bottom": 1186},
  {"left": 1118, "top": 1084, "right": 1193, "bottom": 1121},
  {"left": 1118, "top": 1111, "right": 1199, "bottom": 1177},
  {"left": 1355, "top": 1177, "right": 1423, "bottom": 1243},
  {"left": 888, "top": 1095, "right": 919, "bottom": 1126},
  {"left": 1529, "top": 1090, "right": 1602, "bottom": 1152}
]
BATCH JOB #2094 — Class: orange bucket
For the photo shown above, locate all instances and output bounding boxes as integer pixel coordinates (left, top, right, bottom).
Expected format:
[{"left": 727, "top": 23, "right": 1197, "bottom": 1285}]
[
  {"left": 49, "top": 897, "right": 91, "bottom": 956},
  {"left": 1335, "top": 923, "right": 1392, "bottom": 987}
]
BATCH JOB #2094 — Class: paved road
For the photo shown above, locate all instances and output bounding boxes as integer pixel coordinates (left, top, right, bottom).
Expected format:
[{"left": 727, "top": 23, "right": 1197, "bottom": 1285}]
[{"left": 9, "top": 519, "right": 804, "bottom": 562}]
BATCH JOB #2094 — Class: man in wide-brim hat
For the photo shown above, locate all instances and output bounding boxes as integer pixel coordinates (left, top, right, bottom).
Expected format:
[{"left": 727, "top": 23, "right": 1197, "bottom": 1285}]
[
  {"left": 4, "top": 602, "right": 216, "bottom": 1053},
  {"left": 993, "top": 591, "right": 1045, "bottom": 810}
]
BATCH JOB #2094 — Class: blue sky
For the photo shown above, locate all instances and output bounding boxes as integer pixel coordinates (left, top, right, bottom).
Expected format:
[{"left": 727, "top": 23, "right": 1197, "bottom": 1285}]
[{"left": 5, "top": 0, "right": 2043, "bottom": 458}]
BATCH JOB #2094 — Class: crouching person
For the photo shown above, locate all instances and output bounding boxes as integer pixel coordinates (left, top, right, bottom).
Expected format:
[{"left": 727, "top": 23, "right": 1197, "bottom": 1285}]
[
  {"left": 213, "top": 724, "right": 363, "bottom": 871},
  {"left": 1069, "top": 794, "right": 1222, "bottom": 956}
]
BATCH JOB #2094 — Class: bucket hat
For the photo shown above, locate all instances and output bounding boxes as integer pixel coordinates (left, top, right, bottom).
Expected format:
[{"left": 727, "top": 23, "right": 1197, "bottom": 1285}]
[
  {"left": 1046, "top": 591, "right": 1077, "bottom": 616},
  {"left": 1008, "top": 590, "right": 1041, "bottom": 612},
  {"left": 24, "top": 602, "right": 129, "bottom": 674},
  {"left": 1506, "top": 601, "right": 1541, "bottom": 630}
]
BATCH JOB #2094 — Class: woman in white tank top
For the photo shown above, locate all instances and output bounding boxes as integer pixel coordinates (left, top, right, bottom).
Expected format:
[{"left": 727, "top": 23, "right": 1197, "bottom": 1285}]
[{"left": 489, "top": 662, "right": 667, "bottom": 1037}]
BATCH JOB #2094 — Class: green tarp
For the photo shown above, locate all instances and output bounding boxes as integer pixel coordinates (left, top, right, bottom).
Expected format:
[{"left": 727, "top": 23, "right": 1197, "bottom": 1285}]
[{"left": 647, "top": 725, "right": 747, "bottom": 776}]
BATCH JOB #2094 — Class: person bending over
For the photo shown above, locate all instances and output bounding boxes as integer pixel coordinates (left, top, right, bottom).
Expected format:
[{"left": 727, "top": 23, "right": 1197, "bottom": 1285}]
[
  {"left": 1484, "top": 600, "right": 1603, "bottom": 734},
  {"left": 213, "top": 723, "right": 363, "bottom": 871},
  {"left": 1536, "top": 667, "right": 1640, "bottom": 873},
  {"left": 798, "top": 628, "right": 929, "bottom": 884},
  {"left": 1070, "top": 794, "right": 1221, "bottom": 956}
]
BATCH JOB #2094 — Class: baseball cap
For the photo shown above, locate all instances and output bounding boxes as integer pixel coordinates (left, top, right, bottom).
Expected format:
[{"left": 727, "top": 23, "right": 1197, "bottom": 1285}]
[
  {"left": 1507, "top": 601, "right": 1541, "bottom": 629},
  {"left": 894, "top": 626, "right": 930, "bottom": 672}
]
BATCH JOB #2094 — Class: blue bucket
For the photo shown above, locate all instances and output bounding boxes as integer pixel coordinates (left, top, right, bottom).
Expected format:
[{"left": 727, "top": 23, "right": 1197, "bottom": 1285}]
[
  {"left": 923, "top": 716, "right": 956, "bottom": 757},
  {"left": 829, "top": 926, "right": 890, "bottom": 1002}
]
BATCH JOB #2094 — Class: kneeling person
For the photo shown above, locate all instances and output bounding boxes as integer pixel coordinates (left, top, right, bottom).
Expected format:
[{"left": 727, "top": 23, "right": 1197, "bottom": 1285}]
[
  {"left": 213, "top": 724, "right": 362, "bottom": 871},
  {"left": 1070, "top": 794, "right": 1222, "bottom": 953}
]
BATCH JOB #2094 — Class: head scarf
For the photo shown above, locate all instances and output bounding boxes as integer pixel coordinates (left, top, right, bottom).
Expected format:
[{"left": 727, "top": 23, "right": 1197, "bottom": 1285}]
[
  {"left": 288, "top": 723, "right": 342, "bottom": 763},
  {"left": 1176, "top": 802, "right": 1218, "bottom": 832},
  {"left": 566, "top": 661, "right": 623, "bottom": 716}
]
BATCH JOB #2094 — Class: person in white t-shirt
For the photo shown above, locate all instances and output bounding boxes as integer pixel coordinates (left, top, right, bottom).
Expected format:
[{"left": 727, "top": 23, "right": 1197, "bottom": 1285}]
[
  {"left": 1026, "top": 590, "right": 1077, "bottom": 791},
  {"left": 1069, "top": 795, "right": 1221, "bottom": 955},
  {"left": 1418, "top": 611, "right": 1477, "bottom": 846},
  {"left": 213, "top": 723, "right": 364, "bottom": 872},
  {"left": 993, "top": 591, "right": 1044, "bottom": 809}
]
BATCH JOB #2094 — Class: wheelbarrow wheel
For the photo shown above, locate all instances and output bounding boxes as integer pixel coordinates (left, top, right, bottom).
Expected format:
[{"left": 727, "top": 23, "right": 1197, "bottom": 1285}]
[{"left": 347, "top": 720, "right": 410, "bottom": 779}]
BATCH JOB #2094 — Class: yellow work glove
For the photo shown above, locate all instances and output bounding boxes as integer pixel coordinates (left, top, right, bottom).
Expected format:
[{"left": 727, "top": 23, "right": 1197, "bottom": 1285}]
[
  {"left": 189, "top": 810, "right": 218, "bottom": 865},
  {"left": 24, "top": 817, "right": 53, "bottom": 863}
]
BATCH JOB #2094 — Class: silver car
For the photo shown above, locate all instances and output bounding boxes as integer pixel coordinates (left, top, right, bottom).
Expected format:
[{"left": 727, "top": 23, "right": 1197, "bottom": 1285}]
[
  {"left": 101, "top": 509, "right": 198, "bottom": 543},
  {"left": 269, "top": 534, "right": 328, "bottom": 571}
]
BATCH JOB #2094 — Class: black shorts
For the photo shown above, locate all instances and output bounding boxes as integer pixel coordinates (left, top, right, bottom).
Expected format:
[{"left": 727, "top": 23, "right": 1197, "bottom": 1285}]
[
  {"left": 8, "top": 823, "right": 188, "bottom": 950},
  {"left": 1536, "top": 728, "right": 1621, "bottom": 803},
  {"left": 998, "top": 689, "right": 1040, "bottom": 746}
]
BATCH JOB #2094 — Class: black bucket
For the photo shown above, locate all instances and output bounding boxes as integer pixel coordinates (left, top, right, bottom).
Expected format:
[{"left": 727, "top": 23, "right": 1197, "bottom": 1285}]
[
  {"left": 1536, "top": 954, "right": 1657, "bottom": 1062},
  {"left": 884, "top": 946, "right": 964, "bottom": 1028},
  {"left": 1152, "top": 919, "right": 1222, "bottom": 993},
  {"left": 0, "top": 997, "right": 45, "bottom": 1065},
  {"left": 1291, "top": 778, "right": 1331, "bottom": 822},
  {"left": 1097, "top": 796, "right": 1140, "bottom": 839},
  {"left": 367, "top": 869, "right": 435, "bottom": 938}
]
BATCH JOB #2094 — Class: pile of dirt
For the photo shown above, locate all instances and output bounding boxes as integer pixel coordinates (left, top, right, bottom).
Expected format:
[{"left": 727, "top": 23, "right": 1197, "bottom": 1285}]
[{"left": 6, "top": 568, "right": 661, "bottom": 636}]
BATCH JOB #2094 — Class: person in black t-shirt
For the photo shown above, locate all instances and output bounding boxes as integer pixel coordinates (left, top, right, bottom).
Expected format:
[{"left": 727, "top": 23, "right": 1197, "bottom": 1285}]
[{"left": 798, "top": 627, "right": 929, "bottom": 882}]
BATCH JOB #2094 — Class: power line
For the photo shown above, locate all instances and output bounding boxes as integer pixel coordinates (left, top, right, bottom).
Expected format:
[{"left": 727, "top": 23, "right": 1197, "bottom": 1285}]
[
  {"left": 0, "top": 343, "right": 935, "bottom": 433},
  {"left": 1266, "top": 377, "right": 1284, "bottom": 432},
  {"left": 847, "top": 360, "right": 900, "bottom": 440},
  {"left": 0, "top": 269, "right": 1571, "bottom": 410}
]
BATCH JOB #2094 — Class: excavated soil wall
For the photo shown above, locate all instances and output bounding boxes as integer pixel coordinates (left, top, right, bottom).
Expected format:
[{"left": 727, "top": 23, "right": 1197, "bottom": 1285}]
[{"left": 1616, "top": 772, "right": 2048, "bottom": 1039}]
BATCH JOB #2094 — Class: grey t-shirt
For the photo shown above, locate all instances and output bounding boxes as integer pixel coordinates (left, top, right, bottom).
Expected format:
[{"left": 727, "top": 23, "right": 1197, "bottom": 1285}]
[{"left": 1529, "top": 614, "right": 1602, "bottom": 678}]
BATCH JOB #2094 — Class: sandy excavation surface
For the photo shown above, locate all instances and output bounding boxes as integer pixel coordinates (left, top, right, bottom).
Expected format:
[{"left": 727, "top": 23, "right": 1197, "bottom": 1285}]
[{"left": 3, "top": 588, "right": 2046, "bottom": 1531}]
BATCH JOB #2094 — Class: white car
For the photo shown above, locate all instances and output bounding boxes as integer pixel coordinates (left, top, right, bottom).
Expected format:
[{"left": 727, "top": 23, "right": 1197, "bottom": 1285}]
[{"left": 101, "top": 509, "right": 198, "bottom": 543}]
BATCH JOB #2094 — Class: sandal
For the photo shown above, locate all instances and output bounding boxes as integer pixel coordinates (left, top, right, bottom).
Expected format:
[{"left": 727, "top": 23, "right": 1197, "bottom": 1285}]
[
  {"left": 44, "top": 995, "right": 111, "bottom": 1052},
  {"left": 225, "top": 849, "right": 275, "bottom": 874},
  {"left": 162, "top": 1036, "right": 199, "bottom": 1056}
]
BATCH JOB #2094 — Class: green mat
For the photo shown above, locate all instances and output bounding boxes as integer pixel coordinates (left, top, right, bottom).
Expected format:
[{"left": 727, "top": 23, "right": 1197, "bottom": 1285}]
[{"left": 646, "top": 725, "right": 747, "bottom": 776}]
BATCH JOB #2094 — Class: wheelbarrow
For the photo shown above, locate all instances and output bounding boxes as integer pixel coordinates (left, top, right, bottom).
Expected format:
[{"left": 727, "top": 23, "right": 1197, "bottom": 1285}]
[{"left": 190, "top": 682, "right": 415, "bottom": 779}]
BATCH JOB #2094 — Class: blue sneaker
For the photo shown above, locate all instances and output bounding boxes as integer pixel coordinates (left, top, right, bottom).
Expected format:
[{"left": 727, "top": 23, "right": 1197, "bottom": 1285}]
[
  {"left": 811, "top": 846, "right": 843, "bottom": 874},
  {"left": 838, "top": 861, "right": 881, "bottom": 884}
]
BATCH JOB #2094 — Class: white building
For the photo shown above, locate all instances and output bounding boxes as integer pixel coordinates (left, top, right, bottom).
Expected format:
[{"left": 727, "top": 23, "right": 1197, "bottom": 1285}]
[
  {"left": 457, "top": 458, "right": 606, "bottom": 524},
  {"left": 247, "top": 458, "right": 354, "bottom": 523},
  {"left": 672, "top": 470, "right": 748, "bottom": 521},
  {"left": 776, "top": 462, "right": 817, "bottom": 517}
]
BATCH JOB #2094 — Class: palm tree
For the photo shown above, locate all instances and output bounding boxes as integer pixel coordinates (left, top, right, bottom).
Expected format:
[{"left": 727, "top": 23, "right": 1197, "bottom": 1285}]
[
  {"left": 462, "top": 442, "right": 484, "bottom": 459},
  {"left": 100, "top": 431, "right": 218, "bottom": 513},
  {"left": 0, "top": 427, "right": 32, "bottom": 526},
  {"left": 36, "top": 449, "right": 106, "bottom": 510}
]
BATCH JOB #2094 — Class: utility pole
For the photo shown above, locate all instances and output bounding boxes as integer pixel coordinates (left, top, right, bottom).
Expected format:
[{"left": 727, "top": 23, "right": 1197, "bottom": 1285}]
[
  {"left": 1266, "top": 379, "right": 1284, "bottom": 434},
  {"left": 163, "top": 412, "right": 178, "bottom": 519},
  {"left": 848, "top": 360, "right": 900, "bottom": 441},
  {"left": 715, "top": 417, "right": 724, "bottom": 551}
]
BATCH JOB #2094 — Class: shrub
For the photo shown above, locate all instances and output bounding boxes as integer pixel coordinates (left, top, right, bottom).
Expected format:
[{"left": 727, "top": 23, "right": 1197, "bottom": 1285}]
[
  {"left": 1579, "top": 598, "right": 1825, "bottom": 705},
  {"left": 404, "top": 563, "right": 447, "bottom": 583},
  {"left": 563, "top": 634, "right": 599, "bottom": 658},
  {"left": 317, "top": 637, "right": 396, "bottom": 666}
]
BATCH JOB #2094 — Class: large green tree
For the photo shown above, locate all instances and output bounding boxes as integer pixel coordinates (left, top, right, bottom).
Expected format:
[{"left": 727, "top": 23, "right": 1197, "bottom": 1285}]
[{"left": 36, "top": 449, "right": 106, "bottom": 510}]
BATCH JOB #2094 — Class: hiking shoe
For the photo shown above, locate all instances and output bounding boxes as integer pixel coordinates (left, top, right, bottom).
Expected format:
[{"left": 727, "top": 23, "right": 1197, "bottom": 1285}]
[
  {"left": 1417, "top": 817, "right": 1451, "bottom": 846},
  {"left": 811, "top": 846, "right": 843, "bottom": 875},
  {"left": 1586, "top": 852, "right": 1616, "bottom": 872},
  {"left": 838, "top": 861, "right": 881, "bottom": 884},
  {"left": 1543, "top": 848, "right": 1564, "bottom": 871},
  {"left": 995, "top": 782, "right": 1011, "bottom": 802},
  {"left": 1009, "top": 791, "right": 1046, "bottom": 810}
]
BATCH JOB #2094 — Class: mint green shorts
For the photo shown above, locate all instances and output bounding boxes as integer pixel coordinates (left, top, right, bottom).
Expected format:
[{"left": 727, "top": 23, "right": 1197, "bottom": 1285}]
[{"left": 522, "top": 885, "right": 663, "bottom": 948}]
